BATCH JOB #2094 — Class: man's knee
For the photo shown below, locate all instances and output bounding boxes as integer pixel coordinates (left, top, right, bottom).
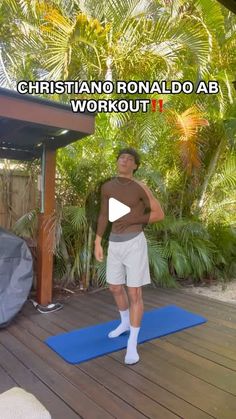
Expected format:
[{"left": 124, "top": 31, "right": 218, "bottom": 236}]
[
  {"left": 109, "top": 284, "right": 124, "bottom": 295},
  {"left": 127, "top": 287, "right": 142, "bottom": 304}
]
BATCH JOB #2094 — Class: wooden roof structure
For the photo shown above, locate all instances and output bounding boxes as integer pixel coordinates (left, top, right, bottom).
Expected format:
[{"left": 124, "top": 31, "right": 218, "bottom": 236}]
[
  {"left": 0, "top": 87, "right": 94, "bottom": 160},
  {"left": 0, "top": 87, "right": 95, "bottom": 306},
  {"left": 217, "top": 0, "right": 236, "bottom": 14}
]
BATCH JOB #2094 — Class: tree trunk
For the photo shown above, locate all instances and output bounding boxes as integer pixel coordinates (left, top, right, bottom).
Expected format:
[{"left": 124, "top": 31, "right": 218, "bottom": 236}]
[
  {"left": 196, "top": 136, "right": 226, "bottom": 213},
  {"left": 84, "top": 225, "right": 93, "bottom": 290},
  {"left": 179, "top": 172, "right": 187, "bottom": 218}
]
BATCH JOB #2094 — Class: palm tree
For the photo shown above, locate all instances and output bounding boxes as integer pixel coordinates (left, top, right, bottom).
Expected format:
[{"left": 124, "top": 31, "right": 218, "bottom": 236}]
[
  {"left": 0, "top": 0, "right": 214, "bottom": 83},
  {"left": 1, "top": 0, "right": 236, "bottom": 288}
]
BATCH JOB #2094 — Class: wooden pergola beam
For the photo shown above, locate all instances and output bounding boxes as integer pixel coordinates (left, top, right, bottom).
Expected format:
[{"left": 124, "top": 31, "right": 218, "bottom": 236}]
[
  {"left": 0, "top": 95, "right": 93, "bottom": 134},
  {"left": 37, "top": 149, "right": 56, "bottom": 305},
  {"left": 0, "top": 87, "right": 95, "bottom": 306},
  {"left": 217, "top": 0, "right": 236, "bottom": 14},
  {"left": 0, "top": 149, "right": 40, "bottom": 160}
]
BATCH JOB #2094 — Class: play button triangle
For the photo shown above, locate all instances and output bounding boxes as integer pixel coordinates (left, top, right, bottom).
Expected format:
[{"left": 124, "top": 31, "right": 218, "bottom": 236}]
[{"left": 108, "top": 198, "right": 131, "bottom": 222}]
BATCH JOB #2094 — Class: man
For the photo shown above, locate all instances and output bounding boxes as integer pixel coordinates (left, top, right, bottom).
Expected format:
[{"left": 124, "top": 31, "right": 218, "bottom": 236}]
[{"left": 94, "top": 147, "right": 164, "bottom": 364}]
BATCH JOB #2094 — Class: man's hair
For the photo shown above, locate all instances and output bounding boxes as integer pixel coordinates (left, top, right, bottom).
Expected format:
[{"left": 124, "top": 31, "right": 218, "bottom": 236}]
[{"left": 117, "top": 147, "right": 141, "bottom": 173}]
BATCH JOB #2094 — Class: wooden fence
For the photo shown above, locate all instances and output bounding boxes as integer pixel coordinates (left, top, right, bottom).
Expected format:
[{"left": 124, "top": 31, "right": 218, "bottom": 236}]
[{"left": 0, "top": 170, "right": 38, "bottom": 230}]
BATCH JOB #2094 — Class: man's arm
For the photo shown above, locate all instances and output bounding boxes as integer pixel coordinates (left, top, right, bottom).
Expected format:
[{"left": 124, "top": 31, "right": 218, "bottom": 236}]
[
  {"left": 115, "top": 182, "right": 164, "bottom": 231},
  {"left": 140, "top": 182, "right": 164, "bottom": 223}
]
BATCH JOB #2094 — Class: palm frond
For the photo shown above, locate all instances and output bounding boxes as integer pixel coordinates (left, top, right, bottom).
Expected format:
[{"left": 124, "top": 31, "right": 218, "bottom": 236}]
[
  {"left": 169, "top": 106, "right": 209, "bottom": 139},
  {"left": 0, "top": 50, "right": 13, "bottom": 88},
  {"left": 164, "top": 239, "right": 192, "bottom": 277},
  {"left": 213, "top": 154, "right": 236, "bottom": 189},
  {"left": 184, "top": 236, "right": 215, "bottom": 277},
  {"left": 207, "top": 198, "right": 236, "bottom": 216},
  {"left": 63, "top": 206, "right": 87, "bottom": 231},
  {"left": 13, "top": 209, "right": 38, "bottom": 238},
  {"left": 195, "top": 0, "right": 225, "bottom": 36},
  {"left": 167, "top": 106, "right": 209, "bottom": 174},
  {"left": 174, "top": 15, "right": 211, "bottom": 74},
  {"left": 147, "top": 239, "right": 174, "bottom": 286},
  {"left": 94, "top": 257, "right": 107, "bottom": 286}
]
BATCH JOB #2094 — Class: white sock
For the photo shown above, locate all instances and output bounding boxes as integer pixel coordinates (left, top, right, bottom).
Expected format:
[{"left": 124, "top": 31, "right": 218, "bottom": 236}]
[
  {"left": 125, "top": 326, "right": 140, "bottom": 365},
  {"left": 108, "top": 309, "right": 130, "bottom": 338}
]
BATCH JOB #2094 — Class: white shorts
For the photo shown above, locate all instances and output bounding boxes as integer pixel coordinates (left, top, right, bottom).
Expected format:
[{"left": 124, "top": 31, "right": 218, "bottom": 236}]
[{"left": 106, "top": 232, "right": 151, "bottom": 287}]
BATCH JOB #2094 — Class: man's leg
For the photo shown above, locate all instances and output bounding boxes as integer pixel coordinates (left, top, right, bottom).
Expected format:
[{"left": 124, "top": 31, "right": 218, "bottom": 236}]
[
  {"left": 108, "top": 284, "right": 130, "bottom": 338},
  {"left": 125, "top": 286, "right": 143, "bottom": 364},
  {"left": 127, "top": 286, "right": 143, "bottom": 326}
]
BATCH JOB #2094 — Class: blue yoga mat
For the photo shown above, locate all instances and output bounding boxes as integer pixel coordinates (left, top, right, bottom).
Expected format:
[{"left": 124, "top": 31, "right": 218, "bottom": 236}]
[{"left": 45, "top": 305, "right": 207, "bottom": 364}]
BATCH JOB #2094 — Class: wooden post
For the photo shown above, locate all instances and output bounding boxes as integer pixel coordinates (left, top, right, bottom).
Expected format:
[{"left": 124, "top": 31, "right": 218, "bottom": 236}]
[{"left": 37, "top": 149, "right": 56, "bottom": 305}]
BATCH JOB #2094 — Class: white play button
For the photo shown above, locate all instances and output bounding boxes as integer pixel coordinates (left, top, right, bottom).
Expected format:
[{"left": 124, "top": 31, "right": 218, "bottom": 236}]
[{"left": 108, "top": 198, "right": 131, "bottom": 222}]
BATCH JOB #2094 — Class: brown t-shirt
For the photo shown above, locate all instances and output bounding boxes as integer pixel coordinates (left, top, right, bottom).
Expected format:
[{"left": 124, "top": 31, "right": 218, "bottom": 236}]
[{"left": 96, "top": 177, "right": 150, "bottom": 238}]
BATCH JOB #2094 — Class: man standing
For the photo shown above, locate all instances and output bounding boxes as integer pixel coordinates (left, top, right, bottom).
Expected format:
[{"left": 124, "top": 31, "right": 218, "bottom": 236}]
[{"left": 94, "top": 148, "right": 164, "bottom": 364}]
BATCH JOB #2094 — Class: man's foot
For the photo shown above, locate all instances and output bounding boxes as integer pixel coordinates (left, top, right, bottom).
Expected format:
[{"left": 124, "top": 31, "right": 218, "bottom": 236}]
[
  {"left": 124, "top": 325, "right": 140, "bottom": 364},
  {"left": 125, "top": 341, "right": 140, "bottom": 364},
  {"left": 108, "top": 323, "right": 130, "bottom": 338},
  {"left": 108, "top": 309, "right": 130, "bottom": 338}
]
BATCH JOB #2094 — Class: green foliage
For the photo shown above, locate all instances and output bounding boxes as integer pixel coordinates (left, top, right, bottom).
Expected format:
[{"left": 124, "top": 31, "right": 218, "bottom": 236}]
[
  {"left": 13, "top": 209, "right": 39, "bottom": 238},
  {"left": 1, "top": 0, "right": 236, "bottom": 287},
  {"left": 145, "top": 216, "right": 218, "bottom": 285},
  {"left": 208, "top": 223, "right": 236, "bottom": 280}
]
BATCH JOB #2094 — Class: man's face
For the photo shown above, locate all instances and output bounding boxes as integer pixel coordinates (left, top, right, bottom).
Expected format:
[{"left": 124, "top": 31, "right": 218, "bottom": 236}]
[{"left": 117, "top": 153, "right": 137, "bottom": 175}]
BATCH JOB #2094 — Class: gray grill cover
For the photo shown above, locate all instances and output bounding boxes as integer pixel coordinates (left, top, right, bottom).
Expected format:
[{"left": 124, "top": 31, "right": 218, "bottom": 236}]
[{"left": 0, "top": 228, "right": 33, "bottom": 327}]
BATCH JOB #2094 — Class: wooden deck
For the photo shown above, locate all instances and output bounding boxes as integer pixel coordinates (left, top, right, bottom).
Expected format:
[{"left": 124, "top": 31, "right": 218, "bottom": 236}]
[{"left": 0, "top": 286, "right": 236, "bottom": 419}]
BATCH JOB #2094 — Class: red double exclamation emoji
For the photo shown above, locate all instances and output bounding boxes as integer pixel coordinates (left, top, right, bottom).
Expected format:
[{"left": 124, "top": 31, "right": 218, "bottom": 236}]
[{"left": 151, "top": 99, "right": 163, "bottom": 112}]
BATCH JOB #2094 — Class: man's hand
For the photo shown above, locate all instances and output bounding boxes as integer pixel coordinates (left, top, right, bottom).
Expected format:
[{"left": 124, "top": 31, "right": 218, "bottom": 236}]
[
  {"left": 140, "top": 182, "right": 164, "bottom": 221},
  {"left": 114, "top": 217, "right": 131, "bottom": 233},
  {"left": 94, "top": 241, "right": 103, "bottom": 262},
  {"left": 114, "top": 212, "right": 134, "bottom": 233},
  {"left": 114, "top": 212, "right": 148, "bottom": 233}
]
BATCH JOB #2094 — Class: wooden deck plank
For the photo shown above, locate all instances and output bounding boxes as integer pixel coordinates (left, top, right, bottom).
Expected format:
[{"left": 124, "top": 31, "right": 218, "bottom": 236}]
[
  {"left": 0, "top": 364, "right": 17, "bottom": 393},
  {"left": 111, "top": 345, "right": 236, "bottom": 419},
  {"left": 0, "top": 329, "right": 113, "bottom": 419},
  {"left": 144, "top": 291, "right": 236, "bottom": 360},
  {"left": 159, "top": 287, "right": 236, "bottom": 311},
  {"left": 33, "top": 289, "right": 236, "bottom": 373},
  {"left": 142, "top": 290, "right": 236, "bottom": 338},
  {"left": 167, "top": 329, "right": 236, "bottom": 367},
  {"left": 149, "top": 339, "right": 236, "bottom": 395},
  {"left": 90, "top": 292, "right": 236, "bottom": 372},
  {"left": 56, "top": 291, "right": 236, "bottom": 367},
  {"left": 0, "top": 343, "right": 80, "bottom": 418},
  {"left": 79, "top": 358, "right": 178, "bottom": 419},
  {"left": 13, "top": 315, "right": 152, "bottom": 419},
  {"left": 20, "top": 305, "right": 213, "bottom": 419},
  {"left": 91, "top": 355, "right": 214, "bottom": 419},
  {"left": 102, "top": 286, "right": 236, "bottom": 329},
  {"left": 86, "top": 290, "right": 228, "bottom": 331},
  {"left": 71, "top": 291, "right": 236, "bottom": 417},
  {"left": 31, "top": 291, "right": 236, "bottom": 419},
  {"left": 18, "top": 312, "right": 182, "bottom": 418},
  {"left": 91, "top": 294, "right": 236, "bottom": 371},
  {"left": 1, "top": 287, "right": 236, "bottom": 418},
  {"left": 163, "top": 333, "right": 236, "bottom": 372},
  {"left": 152, "top": 288, "right": 236, "bottom": 322},
  {"left": 70, "top": 291, "right": 236, "bottom": 360},
  {"left": 36, "top": 290, "right": 234, "bottom": 366}
]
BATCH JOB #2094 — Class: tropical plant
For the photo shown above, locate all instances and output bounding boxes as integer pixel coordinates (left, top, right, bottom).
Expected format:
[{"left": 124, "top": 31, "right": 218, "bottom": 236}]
[{"left": 1, "top": 0, "right": 236, "bottom": 288}]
